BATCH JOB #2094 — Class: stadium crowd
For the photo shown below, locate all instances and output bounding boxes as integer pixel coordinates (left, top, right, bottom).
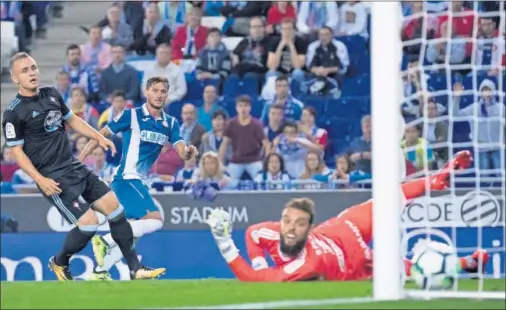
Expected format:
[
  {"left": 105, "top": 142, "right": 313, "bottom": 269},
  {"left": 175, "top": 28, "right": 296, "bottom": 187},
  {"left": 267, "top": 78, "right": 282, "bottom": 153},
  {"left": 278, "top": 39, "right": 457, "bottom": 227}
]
[{"left": 1, "top": 1, "right": 505, "bottom": 195}]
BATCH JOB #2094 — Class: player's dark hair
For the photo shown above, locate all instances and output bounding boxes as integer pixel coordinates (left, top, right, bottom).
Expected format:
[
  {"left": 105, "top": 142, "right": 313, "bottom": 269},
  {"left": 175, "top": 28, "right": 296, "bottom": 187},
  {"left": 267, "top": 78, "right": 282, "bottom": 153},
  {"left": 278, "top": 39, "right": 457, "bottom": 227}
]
[
  {"left": 236, "top": 95, "right": 252, "bottom": 106},
  {"left": 207, "top": 27, "right": 221, "bottom": 37},
  {"left": 263, "top": 153, "right": 286, "bottom": 174},
  {"left": 303, "top": 106, "right": 317, "bottom": 118},
  {"left": 145, "top": 76, "right": 169, "bottom": 90},
  {"left": 320, "top": 26, "right": 333, "bottom": 33},
  {"left": 282, "top": 121, "right": 298, "bottom": 132},
  {"left": 66, "top": 44, "right": 80, "bottom": 54},
  {"left": 275, "top": 75, "right": 289, "bottom": 84},
  {"left": 9, "top": 52, "right": 30, "bottom": 71},
  {"left": 270, "top": 104, "right": 284, "bottom": 111},
  {"left": 211, "top": 109, "right": 227, "bottom": 120},
  {"left": 284, "top": 198, "right": 316, "bottom": 225},
  {"left": 110, "top": 89, "right": 125, "bottom": 100}
]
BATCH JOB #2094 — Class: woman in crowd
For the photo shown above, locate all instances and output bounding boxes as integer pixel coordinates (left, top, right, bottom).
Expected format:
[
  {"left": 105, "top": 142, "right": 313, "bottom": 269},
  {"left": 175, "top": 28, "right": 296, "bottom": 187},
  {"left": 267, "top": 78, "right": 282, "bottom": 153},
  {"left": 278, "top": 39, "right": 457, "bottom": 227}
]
[
  {"left": 174, "top": 156, "right": 199, "bottom": 184},
  {"left": 255, "top": 153, "right": 291, "bottom": 189},
  {"left": 299, "top": 151, "right": 330, "bottom": 180},
  {"left": 74, "top": 135, "right": 95, "bottom": 167},
  {"left": 192, "top": 151, "right": 229, "bottom": 189},
  {"left": 68, "top": 86, "right": 100, "bottom": 139}
]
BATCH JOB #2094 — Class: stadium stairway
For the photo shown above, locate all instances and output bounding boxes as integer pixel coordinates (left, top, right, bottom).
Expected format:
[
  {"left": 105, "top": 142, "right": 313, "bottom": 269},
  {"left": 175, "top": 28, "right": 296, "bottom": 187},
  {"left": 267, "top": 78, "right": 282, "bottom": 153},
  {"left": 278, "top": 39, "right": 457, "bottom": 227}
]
[{"left": 0, "top": 1, "right": 112, "bottom": 145}]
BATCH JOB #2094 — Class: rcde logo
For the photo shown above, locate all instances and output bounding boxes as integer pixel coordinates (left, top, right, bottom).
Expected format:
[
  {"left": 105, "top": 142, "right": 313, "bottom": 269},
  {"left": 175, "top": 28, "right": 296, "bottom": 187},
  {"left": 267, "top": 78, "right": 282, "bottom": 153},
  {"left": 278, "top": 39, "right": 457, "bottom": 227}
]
[
  {"left": 44, "top": 110, "right": 63, "bottom": 132},
  {"left": 460, "top": 191, "right": 500, "bottom": 227}
]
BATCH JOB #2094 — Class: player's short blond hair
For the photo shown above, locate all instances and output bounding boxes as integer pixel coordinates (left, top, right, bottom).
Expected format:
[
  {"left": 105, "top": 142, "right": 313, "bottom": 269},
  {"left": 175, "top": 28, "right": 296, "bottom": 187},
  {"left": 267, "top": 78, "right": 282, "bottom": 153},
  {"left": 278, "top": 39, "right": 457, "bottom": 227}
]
[
  {"left": 284, "top": 198, "right": 316, "bottom": 224},
  {"left": 9, "top": 52, "right": 31, "bottom": 72}
]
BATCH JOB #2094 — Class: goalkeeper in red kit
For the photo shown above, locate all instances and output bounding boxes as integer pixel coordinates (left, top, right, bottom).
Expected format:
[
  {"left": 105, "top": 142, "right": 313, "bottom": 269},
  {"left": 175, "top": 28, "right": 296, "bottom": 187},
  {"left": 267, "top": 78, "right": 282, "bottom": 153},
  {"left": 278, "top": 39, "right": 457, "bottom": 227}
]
[{"left": 206, "top": 151, "right": 490, "bottom": 282}]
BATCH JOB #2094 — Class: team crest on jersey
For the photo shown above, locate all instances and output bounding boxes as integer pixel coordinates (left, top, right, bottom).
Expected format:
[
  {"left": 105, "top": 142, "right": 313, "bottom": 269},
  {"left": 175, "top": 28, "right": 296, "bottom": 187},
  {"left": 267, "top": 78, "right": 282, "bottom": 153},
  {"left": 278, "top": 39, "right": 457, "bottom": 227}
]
[{"left": 44, "top": 110, "right": 63, "bottom": 132}]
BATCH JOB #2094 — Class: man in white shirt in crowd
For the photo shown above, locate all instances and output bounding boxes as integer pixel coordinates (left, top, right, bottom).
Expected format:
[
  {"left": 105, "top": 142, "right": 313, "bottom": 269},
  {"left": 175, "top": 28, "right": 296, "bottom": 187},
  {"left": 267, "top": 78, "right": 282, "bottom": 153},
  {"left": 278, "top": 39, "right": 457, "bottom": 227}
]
[
  {"left": 297, "top": 1, "right": 339, "bottom": 42},
  {"left": 142, "top": 43, "right": 187, "bottom": 104},
  {"left": 338, "top": 1, "right": 369, "bottom": 39}
]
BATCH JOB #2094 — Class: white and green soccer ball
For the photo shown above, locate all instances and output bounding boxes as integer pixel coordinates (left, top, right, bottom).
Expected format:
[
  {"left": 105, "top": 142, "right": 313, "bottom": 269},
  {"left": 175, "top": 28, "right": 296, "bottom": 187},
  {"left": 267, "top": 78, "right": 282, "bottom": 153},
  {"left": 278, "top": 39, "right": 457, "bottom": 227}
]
[{"left": 410, "top": 240, "right": 459, "bottom": 290}]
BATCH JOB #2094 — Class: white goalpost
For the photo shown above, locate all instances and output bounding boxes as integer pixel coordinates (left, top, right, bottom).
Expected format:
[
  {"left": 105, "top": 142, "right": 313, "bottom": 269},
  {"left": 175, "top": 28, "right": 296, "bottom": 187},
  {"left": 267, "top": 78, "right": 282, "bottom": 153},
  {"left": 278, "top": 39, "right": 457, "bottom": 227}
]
[{"left": 372, "top": 0, "right": 505, "bottom": 302}]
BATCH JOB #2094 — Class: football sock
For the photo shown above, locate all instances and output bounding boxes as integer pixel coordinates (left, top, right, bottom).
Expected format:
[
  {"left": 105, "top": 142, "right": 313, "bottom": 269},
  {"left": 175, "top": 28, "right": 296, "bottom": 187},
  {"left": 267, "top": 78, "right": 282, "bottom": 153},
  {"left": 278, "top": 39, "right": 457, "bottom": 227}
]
[
  {"left": 401, "top": 178, "right": 427, "bottom": 200},
  {"left": 55, "top": 225, "right": 96, "bottom": 266},
  {"left": 404, "top": 258, "right": 413, "bottom": 277},
  {"left": 95, "top": 238, "right": 139, "bottom": 272},
  {"left": 107, "top": 207, "right": 141, "bottom": 272},
  {"left": 102, "top": 219, "right": 163, "bottom": 247}
]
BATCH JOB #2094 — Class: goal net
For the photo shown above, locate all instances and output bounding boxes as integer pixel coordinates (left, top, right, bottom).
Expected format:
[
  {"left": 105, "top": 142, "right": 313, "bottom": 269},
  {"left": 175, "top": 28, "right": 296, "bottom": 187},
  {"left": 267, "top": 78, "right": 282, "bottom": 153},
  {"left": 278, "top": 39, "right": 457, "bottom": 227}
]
[{"left": 372, "top": 1, "right": 505, "bottom": 301}]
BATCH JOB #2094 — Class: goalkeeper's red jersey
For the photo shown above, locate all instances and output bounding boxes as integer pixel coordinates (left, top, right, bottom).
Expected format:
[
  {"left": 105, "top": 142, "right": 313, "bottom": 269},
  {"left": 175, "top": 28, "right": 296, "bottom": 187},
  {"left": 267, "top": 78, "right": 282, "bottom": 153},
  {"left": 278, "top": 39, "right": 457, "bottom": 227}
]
[{"left": 227, "top": 219, "right": 372, "bottom": 282}]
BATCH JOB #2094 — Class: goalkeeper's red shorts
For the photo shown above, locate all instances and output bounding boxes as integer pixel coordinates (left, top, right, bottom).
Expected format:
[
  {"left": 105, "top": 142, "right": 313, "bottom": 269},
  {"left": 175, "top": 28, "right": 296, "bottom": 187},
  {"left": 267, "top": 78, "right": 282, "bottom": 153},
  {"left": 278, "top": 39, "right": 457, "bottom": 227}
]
[{"left": 314, "top": 200, "right": 374, "bottom": 280}]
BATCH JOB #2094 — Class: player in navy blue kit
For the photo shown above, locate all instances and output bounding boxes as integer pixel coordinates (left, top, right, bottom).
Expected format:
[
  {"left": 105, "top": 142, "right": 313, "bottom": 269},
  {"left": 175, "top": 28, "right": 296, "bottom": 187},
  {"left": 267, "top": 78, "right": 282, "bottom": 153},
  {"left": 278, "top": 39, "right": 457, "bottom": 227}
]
[
  {"left": 2, "top": 52, "right": 164, "bottom": 280},
  {"left": 79, "top": 76, "right": 198, "bottom": 280}
]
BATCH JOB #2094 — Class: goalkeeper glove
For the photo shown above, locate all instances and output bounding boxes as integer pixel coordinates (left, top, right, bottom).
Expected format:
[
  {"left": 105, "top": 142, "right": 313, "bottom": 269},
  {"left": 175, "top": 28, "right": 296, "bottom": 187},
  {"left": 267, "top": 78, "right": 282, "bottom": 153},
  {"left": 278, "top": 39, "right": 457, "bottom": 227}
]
[{"left": 206, "top": 209, "right": 239, "bottom": 263}]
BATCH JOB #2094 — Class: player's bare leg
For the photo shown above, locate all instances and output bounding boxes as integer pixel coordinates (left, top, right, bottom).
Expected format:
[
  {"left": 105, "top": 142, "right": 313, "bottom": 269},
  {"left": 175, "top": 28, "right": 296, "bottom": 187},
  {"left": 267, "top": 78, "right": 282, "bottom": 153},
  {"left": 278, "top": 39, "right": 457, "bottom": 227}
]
[
  {"left": 48, "top": 209, "right": 99, "bottom": 281},
  {"left": 89, "top": 211, "right": 164, "bottom": 281},
  {"left": 92, "top": 192, "right": 165, "bottom": 280}
]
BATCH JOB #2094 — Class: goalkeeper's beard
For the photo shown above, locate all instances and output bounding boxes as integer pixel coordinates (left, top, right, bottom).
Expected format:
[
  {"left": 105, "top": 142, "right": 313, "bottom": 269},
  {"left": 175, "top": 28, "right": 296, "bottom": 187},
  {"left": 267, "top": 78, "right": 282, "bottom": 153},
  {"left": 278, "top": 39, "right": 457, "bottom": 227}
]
[{"left": 280, "top": 234, "right": 308, "bottom": 257}]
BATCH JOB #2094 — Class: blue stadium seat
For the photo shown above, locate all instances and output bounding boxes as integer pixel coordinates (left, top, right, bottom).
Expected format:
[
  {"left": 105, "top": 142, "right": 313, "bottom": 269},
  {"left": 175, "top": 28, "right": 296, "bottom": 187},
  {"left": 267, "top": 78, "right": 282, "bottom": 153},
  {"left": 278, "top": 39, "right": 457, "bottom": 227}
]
[
  {"left": 222, "top": 99, "right": 237, "bottom": 118},
  {"left": 166, "top": 101, "right": 184, "bottom": 121},
  {"left": 336, "top": 35, "right": 367, "bottom": 55},
  {"left": 300, "top": 95, "right": 326, "bottom": 117},
  {"left": 324, "top": 117, "right": 352, "bottom": 140},
  {"left": 427, "top": 73, "right": 448, "bottom": 91},
  {"left": 251, "top": 99, "right": 264, "bottom": 118},
  {"left": 341, "top": 75, "right": 370, "bottom": 97},
  {"left": 222, "top": 75, "right": 241, "bottom": 98},
  {"left": 326, "top": 98, "right": 362, "bottom": 119}
]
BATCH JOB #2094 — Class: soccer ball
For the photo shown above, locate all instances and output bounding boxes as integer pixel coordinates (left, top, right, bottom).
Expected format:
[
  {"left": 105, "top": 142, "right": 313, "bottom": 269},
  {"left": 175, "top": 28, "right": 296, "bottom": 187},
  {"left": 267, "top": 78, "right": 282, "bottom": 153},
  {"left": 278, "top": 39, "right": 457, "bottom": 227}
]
[{"left": 410, "top": 240, "right": 458, "bottom": 290}]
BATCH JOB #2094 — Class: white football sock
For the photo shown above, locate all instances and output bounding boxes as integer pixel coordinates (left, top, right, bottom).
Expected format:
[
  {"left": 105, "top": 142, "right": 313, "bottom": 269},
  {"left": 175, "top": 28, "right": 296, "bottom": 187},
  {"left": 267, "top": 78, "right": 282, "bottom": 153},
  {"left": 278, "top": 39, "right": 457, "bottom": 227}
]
[
  {"left": 102, "top": 219, "right": 163, "bottom": 247},
  {"left": 96, "top": 237, "right": 140, "bottom": 272}
]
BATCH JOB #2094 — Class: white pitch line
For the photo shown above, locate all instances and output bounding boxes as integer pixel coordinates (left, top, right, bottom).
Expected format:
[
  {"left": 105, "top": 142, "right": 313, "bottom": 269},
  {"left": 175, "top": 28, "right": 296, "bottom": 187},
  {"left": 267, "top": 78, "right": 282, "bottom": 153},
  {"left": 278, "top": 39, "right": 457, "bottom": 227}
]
[{"left": 145, "top": 296, "right": 376, "bottom": 310}]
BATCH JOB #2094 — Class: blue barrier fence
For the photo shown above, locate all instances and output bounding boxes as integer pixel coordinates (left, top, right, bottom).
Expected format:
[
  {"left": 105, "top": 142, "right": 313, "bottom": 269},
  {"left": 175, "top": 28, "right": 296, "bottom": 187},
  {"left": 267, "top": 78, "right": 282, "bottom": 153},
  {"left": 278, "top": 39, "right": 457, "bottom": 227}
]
[{"left": 1, "top": 227, "right": 504, "bottom": 281}]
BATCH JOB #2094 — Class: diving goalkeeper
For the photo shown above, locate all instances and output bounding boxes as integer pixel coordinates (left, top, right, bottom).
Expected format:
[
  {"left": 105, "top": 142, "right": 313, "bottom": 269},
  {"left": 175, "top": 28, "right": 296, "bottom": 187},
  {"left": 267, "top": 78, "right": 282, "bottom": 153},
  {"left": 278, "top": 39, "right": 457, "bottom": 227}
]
[{"left": 206, "top": 151, "right": 489, "bottom": 281}]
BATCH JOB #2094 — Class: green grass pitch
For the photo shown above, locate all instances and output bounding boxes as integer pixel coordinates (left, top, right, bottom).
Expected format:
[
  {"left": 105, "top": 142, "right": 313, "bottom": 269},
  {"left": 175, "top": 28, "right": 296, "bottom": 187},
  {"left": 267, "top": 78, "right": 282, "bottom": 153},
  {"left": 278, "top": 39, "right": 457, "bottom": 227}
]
[{"left": 1, "top": 279, "right": 504, "bottom": 309}]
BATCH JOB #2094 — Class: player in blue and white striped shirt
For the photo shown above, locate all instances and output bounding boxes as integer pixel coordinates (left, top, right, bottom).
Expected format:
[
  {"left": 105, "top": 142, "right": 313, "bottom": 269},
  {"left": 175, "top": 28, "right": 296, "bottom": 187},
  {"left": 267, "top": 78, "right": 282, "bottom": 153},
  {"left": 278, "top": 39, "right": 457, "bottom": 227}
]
[{"left": 79, "top": 76, "right": 198, "bottom": 280}]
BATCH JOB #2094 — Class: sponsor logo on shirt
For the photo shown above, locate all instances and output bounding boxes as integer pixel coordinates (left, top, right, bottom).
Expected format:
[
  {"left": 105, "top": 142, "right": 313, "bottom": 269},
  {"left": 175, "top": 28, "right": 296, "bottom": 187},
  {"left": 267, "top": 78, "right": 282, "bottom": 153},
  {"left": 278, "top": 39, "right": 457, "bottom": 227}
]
[
  {"left": 140, "top": 130, "right": 168, "bottom": 145},
  {"left": 44, "top": 111, "right": 63, "bottom": 132}
]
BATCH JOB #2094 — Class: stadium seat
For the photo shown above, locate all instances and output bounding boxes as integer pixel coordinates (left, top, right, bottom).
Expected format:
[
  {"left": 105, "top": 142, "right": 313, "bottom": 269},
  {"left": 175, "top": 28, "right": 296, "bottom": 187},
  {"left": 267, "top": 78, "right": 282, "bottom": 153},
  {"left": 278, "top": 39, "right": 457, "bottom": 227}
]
[
  {"left": 300, "top": 95, "right": 326, "bottom": 117},
  {"left": 251, "top": 99, "right": 264, "bottom": 118},
  {"left": 201, "top": 16, "right": 227, "bottom": 30},
  {"left": 222, "top": 37, "right": 243, "bottom": 51},
  {"left": 327, "top": 98, "right": 363, "bottom": 119},
  {"left": 324, "top": 117, "right": 352, "bottom": 140},
  {"left": 341, "top": 75, "right": 370, "bottom": 97},
  {"left": 336, "top": 35, "right": 367, "bottom": 55}
]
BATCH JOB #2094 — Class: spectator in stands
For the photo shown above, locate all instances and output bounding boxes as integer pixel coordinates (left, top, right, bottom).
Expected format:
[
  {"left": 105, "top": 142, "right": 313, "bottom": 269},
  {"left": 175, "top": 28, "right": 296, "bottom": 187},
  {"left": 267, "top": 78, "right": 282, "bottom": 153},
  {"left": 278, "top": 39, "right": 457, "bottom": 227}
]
[
  {"left": 255, "top": 153, "right": 291, "bottom": 187},
  {"left": 55, "top": 70, "right": 71, "bottom": 106},
  {"left": 203, "top": 1, "right": 224, "bottom": 17},
  {"left": 266, "top": 19, "right": 307, "bottom": 94},
  {"left": 131, "top": 3, "right": 171, "bottom": 55},
  {"left": 157, "top": 1, "right": 187, "bottom": 35},
  {"left": 21, "top": 1, "right": 48, "bottom": 40},
  {"left": 402, "top": 124, "right": 435, "bottom": 172},
  {"left": 80, "top": 25, "right": 113, "bottom": 75},
  {"left": 173, "top": 156, "right": 198, "bottom": 184},
  {"left": 1, "top": 145, "right": 19, "bottom": 182},
  {"left": 231, "top": 17, "right": 269, "bottom": 78},
  {"left": 261, "top": 75, "right": 304, "bottom": 124},
  {"left": 475, "top": 17, "right": 502, "bottom": 77},
  {"left": 219, "top": 96, "right": 270, "bottom": 184},
  {"left": 438, "top": 0, "right": 475, "bottom": 39},
  {"left": 197, "top": 85, "right": 226, "bottom": 131},
  {"left": 1, "top": 1, "right": 28, "bottom": 53},
  {"left": 220, "top": 1, "right": 270, "bottom": 37},
  {"left": 195, "top": 28, "right": 232, "bottom": 83},
  {"left": 62, "top": 44, "right": 101, "bottom": 102},
  {"left": 402, "top": 1, "right": 437, "bottom": 61},
  {"left": 299, "top": 106, "right": 328, "bottom": 152},
  {"left": 273, "top": 121, "right": 322, "bottom": 178},
  {"left": 192, "top": 151, "right": 229, "bottom": 189},
  {"left": 337, "top": 1, "right": 369, "bottom": 39},
  {"left": 97, "top": 2, "right": 143, "bottom": 29},
  {"left": 180, "top": 103, "right": 207, "bottom": 149},
  {"left": 101, "top": 3, "right": 134, "bottom": 50},
  {"left": 264, "top": 104, "right": 284, "bottom": 143},
  {"left": 296, "top": 1, "right": 339, "bottom": 42},
  {"left": 152, "top": 144, "right": 184, "bottom": 181},
  {"left": 325, "top": 154, "right": 371, "bottom": 188},
  {"left": 306, "top": 26, "right": 349, "bottom": 97},
  {"left": 142, "top": 43, "right": 187, "bottom": 104},
  {"left": 200, "top": 110, "right": 232, "bottom": 164},
  {"left": 420, "top": 101, "right": 448, "bottom": 167},
  {"left": 100, "top": 44, "right": 140, "bottom": 104},
  {"left": 91, "top": 147, "right": 115, "bottom": 184},
  {"left": 267, "top": 1, "right": 296, "bottom": 35},
  {"left": 347, "top": 115, "right": 372, "bottom": 174},
  {"left": 172, "top": 7, "right": 208, "bottom": 60},
  {"left": 299, "top": 151, "right": 330, "bottom": 180},
  {"left": 452, "top": 80, "right": 505, "bottom": 173},
  {"left": 73, "top": 136, "right": 95, "bottom": 166},
  {"left": 426, "top": 20, "right": 468, "bottom": 65},
  {"left": 69, "top": 87, "right": 100, "bottom": 132},
  {"left": 98, "top": 90, "right": 128, "bottom": 129}
]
